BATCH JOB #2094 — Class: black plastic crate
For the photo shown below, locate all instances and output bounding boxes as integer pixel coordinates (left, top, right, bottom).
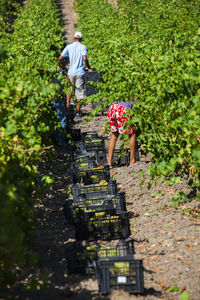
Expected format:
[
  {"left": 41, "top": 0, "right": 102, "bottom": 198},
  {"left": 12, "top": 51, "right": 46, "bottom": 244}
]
[
  {"left": 75, "top": 191, "right": 126, "bottom": 212},
  {"left": 90, "top": 148, "right": 135, "bottom": 167},
  {"left": 72, "top": 179, "right": 117, "bottom": 201},
  {"left": 75, "top": 211, "right": 130, "bottom": 241},
  {"left": 72, "top": 205, "right": 117, "bottom": 225},
  {"left": 72, "top": 159, "right": 97, "bottom": 171},
  {"left": 73, "top": 165, "right": 110, "bottom": 185},
  {"left": 72, "top": 140, "right": 85, "bottom": 153},
  {"left": 73, "top": 150, "right": 107, "bottom": 166},
  {"left": 66, "top": 105, "right": 75, "bottom": 124},
  {"left": 65, "top": 239, "right": 135, "bottom": 275},
  {"left": 96, "top": 238, "right": 135, "bottom": 258},
  {"left": 96, "top": 257, "right": 144, "bottom": 295},
  {"left": 64, "top": 200, "right": 116, "bottom": 225},
  {"left": 72, "top": 153, "right": 97, "bottom": 165},
  {"left": 113, "top": 149, "right": 130, "bottom": 166},
  {"left": 65, "top": 242, "right": 98, "bottom": 275},
  {"left": 85, "top": 70, "right": 99, "bottom": 96},
  {"left": 84, "top": 137, "right": 105, "bottom": 152},
  {"left": 89, "top": 150, "right": 107, "bottom": 166},
  {"left": 81, "top": 149, "right": 130, "bottom": 167},
  {"left": 63, "top": 191, "right": 126, "bottom": 225},
  {"left": 82, "top": 131, "right": 99, "bottom": 140},
  {"left": 63, "top": 200, "right": 111, "bottom": 225},
  {"left": 69, "top": 128, "right": 81, "bottom": 141},
  {"left": 85, "top": 190, "right": 127, "bottom": 212},
  {"left": 73, "top": 140, "right": 106, "bottom": 156}
]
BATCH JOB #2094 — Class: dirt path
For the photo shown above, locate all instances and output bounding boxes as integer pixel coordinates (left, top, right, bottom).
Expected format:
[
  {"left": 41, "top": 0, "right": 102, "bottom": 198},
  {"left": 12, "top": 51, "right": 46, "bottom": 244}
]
[
  {"left": 58, "top": 0, "right": 77, "bottom": 42},
  {"left": 6, "top": 1, "right": 200, "bottom": 300}
]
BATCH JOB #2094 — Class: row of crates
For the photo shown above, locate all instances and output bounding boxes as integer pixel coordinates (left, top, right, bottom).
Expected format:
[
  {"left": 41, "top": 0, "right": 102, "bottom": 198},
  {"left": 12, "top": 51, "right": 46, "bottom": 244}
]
[
  {"left": 65, "top": 239, "right": 143, "bottom": 294},
  {"left": 69, "top": 129, "right": 141, "bottom": 165},
  {"left": 65, "top": 180, "right": 130, "bottom": 241},
  {"left": 70, "top": 130, "right": 130, "bottom": 184},
  {"left": 64, "top": 130, "right": 144, "bottom": 295}
]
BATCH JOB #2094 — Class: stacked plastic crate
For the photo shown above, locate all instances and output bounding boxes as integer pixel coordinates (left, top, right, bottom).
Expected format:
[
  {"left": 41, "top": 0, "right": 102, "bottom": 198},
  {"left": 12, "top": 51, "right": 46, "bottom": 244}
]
[{"left": 64, "top": 130, "right": 144, "bottom": 295}]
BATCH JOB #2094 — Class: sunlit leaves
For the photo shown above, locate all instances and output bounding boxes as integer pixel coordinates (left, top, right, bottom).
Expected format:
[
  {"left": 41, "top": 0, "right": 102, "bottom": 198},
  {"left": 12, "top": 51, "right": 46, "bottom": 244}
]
[
  {"left": 76, "top": 0, "right": 200, "bottom": 177},
  {"left": 0, "top": 0, "right": 64, "bottom": 286}
]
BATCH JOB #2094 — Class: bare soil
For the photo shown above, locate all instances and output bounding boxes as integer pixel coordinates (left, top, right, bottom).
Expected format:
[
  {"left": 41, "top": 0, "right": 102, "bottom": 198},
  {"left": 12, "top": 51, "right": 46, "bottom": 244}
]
[
  {"left": 57, "top": 0, "right": 78, "bottom": 43},
  {"left": 4, "top": 1, "right": 200, "bottom": 300}
]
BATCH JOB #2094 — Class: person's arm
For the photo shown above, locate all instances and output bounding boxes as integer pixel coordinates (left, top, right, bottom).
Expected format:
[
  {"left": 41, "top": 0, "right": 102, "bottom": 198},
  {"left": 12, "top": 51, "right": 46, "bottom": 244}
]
[
  {"left": 58, "top": 55, "right": 64, "bottom": 67},
  {"left": 83, "top": 54, "right": 93, "bottom": 72},
  {"left": 58, "top": 45, "right": 69, "bottom": 67}
]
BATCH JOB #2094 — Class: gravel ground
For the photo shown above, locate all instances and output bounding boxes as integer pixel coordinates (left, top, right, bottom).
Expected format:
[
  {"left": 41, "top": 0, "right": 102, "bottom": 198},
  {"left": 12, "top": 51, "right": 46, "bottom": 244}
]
[{"left": 4, "top": 1, "right": 200, "bottom": 299}]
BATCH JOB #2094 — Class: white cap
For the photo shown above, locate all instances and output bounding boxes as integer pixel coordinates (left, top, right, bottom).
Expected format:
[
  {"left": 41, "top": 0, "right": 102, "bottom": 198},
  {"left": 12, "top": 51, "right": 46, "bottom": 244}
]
[{"left": 74, "top": 32, "right": 83, "bottom": 39}]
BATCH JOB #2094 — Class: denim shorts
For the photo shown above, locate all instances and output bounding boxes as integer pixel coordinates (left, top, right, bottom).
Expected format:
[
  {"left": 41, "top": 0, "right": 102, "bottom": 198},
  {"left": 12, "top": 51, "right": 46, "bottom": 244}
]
[{"left": 68, "top": 75, "right": 85, "bottom": 100}]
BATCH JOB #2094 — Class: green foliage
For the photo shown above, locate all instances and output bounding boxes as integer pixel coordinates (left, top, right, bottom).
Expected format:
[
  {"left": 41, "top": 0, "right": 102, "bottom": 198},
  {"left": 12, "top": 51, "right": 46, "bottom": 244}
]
[
  {"left": 171, "top": 192, "right": 190, "bottom": 206},
  {"left": 168, "top": 286, "right": 180, "bottom": 292},
  {"left": 75, "top": 0, "right": 200, "bottom": 180},
  {"left": 0, "top": 0, "right": 64, "bottom": 286},
  {"left": 0, "top": 0, "right": 22, "bottom": 36},
  {"left": 179, "top": 291, "right": 191, "bottom": 300}
]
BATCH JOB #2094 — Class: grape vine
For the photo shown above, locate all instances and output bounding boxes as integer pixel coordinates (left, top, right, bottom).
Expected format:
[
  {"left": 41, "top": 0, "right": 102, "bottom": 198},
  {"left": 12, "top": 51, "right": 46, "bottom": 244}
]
[
  {"left": 75, "top": 0, "right": 200, "bottom": 181},
  {"left": 0, "top": 0, "right": 66, "bottom": 286},
  {"left": 0, "top": 0, "right": 22, "bottom": 36}
]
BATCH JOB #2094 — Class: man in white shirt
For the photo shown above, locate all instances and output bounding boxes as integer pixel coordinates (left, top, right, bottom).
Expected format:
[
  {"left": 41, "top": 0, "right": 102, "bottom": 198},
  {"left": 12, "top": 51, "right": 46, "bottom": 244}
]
[{"left": 58, "top": 32, "right": 92, "bottom": 118}]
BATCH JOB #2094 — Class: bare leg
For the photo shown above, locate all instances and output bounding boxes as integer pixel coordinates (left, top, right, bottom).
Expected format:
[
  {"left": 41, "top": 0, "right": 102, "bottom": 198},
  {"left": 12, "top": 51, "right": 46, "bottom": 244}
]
[
  {"left": 66, "top": 77, "right": 73, "bottom": 110},
  {"left": 129, "top": 132, "right": 136, "bottom": 165},
  {"left": 76, "top": 100, "right": 81, "bottom": 113},
  {"left": 108, "top": 132, "right": 119, "bottom": 166},
  {"left": 76, "top": 77, "right": 85, "bottom": 114},
  {"left": 66, "top": 92, "right": 71, "bottom": 110}
]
